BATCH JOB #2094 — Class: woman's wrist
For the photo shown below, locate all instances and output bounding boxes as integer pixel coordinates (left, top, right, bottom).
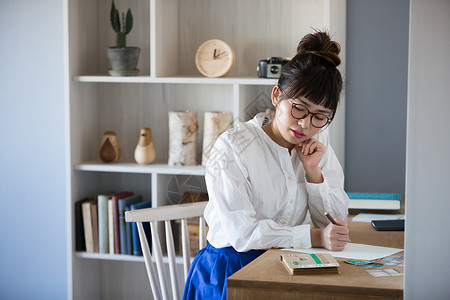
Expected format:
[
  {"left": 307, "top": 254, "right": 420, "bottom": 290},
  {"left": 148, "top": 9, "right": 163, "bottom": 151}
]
[
  {"left": 305, "top": 166, "right": 324, "bottom": 183},
  {"left": 310, "top": 228, "right": 323, "bottom": 248}
]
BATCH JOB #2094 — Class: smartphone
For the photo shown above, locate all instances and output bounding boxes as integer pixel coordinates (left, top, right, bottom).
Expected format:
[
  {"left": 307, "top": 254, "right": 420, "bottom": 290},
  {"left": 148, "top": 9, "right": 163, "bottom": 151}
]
[{"left": 371, "top": 219, "right": 405, "bottom": 231}]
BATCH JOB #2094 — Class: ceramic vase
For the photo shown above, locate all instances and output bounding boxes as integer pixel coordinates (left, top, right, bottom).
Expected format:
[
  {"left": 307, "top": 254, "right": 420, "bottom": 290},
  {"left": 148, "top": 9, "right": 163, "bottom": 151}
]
[
  {"left": 134, "top": 128, "right": 156, "bottom": 164},
  {"left": 99, "top": 131, "right": 121, "bottom": 163}
]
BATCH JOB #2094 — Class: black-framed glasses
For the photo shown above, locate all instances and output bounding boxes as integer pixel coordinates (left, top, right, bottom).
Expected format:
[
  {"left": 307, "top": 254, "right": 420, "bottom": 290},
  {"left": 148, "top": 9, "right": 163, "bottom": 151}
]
[{"left": 286, "top": 99, "right": 331, "bottom": 128}]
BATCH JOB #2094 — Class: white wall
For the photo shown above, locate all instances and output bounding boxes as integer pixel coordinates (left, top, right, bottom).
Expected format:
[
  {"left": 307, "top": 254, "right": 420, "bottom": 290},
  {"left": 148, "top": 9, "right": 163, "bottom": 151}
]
[
  {"left": 404, "top": 0, "right": 450, "bottom": 298},
  {"left": 0, "top": 0, "right": 66, "bottom": 298}
]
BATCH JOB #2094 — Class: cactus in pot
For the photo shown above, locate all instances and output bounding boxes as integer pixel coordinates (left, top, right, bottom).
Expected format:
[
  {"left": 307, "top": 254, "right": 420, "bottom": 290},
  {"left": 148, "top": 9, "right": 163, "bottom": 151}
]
[
  {"left": 110, "top": 1, "right": 133, "bottom": 48},
  {"left": 107, "top": 1, "right": 140, "bottom": 76}
]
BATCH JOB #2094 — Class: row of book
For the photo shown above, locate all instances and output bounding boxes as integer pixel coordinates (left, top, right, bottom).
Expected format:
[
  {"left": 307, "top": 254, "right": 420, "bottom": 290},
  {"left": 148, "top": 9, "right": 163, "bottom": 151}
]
[{"left": 75, "top": 192, "right": 151, "bottom": 256}]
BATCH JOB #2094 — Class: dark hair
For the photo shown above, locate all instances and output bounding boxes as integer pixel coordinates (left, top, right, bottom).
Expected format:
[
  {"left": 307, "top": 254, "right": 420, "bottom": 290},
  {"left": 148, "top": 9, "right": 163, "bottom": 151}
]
[{"left": 278, "top": 31, "right": 343, "bottom": 122}]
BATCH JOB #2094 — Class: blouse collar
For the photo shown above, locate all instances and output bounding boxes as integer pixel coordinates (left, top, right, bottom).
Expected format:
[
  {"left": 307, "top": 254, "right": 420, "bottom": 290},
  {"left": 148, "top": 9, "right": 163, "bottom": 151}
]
[{"left": 249, "top": 113, "right": 294, "bottom": 154}]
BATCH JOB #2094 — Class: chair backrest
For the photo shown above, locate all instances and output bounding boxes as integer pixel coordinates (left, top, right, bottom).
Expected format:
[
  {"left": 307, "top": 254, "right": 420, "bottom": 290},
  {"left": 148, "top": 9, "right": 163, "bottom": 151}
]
[{"left": 125, "top": 201, "right": 208, "bottom": 300}]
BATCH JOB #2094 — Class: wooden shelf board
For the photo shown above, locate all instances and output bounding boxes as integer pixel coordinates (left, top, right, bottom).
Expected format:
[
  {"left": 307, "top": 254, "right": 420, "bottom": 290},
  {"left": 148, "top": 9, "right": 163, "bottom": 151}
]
[
  {"left": 74, "top": 161, "right": 206, "bottom": 175},
  {"left": 74, "top": 75, "right": 153, "bottom": 83},
  {"left": 75, "top": 252, "right": 145, "bottom": 262},
  {"left": 75, "top": 251, "right": 193, "bottom": 264},
  {"left": 74, "top": 75, "right": 277, "bottom": 85}
]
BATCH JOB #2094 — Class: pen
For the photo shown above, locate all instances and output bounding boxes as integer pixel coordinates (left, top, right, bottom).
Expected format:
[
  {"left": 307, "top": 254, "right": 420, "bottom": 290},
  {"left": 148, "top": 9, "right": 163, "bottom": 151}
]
[
  {"left": 325, "top": 211, "right": 351, "bottom": 242},
  {"left": 324, "top": 211, "right": 338, "bottom": 225}
]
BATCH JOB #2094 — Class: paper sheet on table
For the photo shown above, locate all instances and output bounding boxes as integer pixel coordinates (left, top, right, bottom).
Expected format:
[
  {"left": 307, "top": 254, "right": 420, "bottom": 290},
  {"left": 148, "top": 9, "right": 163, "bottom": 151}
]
[
  {"left": 352, "top": 213, "right": 405, "bottom": 223},
  {"left": 282, "top": 243, "right": 403, "bottom": 260}
]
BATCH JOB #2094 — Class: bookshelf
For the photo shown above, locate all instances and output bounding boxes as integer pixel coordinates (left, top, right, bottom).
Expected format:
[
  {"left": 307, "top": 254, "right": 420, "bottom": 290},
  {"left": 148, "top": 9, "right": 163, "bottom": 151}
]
[{"left": 64, "top": 0, "right": 346, "bottom": 298}]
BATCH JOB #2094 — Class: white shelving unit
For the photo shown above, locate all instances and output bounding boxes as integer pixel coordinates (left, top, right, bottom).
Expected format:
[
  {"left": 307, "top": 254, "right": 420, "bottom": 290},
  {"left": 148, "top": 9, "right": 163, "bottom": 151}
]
[{"left": 64, "top": 0, "right": 346, "bottom": 299}]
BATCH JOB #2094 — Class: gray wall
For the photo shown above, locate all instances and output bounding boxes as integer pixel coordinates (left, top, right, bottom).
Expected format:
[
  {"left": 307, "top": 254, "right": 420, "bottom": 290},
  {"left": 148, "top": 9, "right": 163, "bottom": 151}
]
[
  {"left": 405, "top": 0, "right": 450, "bottom": 297},
  {"left": 345, "top": 0, "right": 409, "bottom": 195},
  {"left": 0, "top": 0, "right": 66, "bottom": 298}
]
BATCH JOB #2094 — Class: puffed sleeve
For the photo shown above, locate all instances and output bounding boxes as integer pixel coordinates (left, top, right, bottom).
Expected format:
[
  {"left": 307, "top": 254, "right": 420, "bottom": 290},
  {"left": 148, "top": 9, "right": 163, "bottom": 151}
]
[
  {"left": 204, "top": 132, "right": 311, "bottom": 251},
  {"left": 305, "top": 131, "right": 349, "bottom": 228}
]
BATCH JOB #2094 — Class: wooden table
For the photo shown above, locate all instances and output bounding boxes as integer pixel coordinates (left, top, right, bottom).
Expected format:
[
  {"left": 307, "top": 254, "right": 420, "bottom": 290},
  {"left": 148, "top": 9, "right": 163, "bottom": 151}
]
[{"left": 227, "top": 215, "right": 404, "bottom": 299}]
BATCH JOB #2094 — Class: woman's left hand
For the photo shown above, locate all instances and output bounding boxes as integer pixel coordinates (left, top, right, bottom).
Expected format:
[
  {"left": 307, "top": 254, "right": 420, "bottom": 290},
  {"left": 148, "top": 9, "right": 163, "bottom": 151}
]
[
  {"left": 295, "top": 138, "right": 326, "bottom": 183},
  {"left": 296, "top": 138, "right": 326, "bottom": 169}
]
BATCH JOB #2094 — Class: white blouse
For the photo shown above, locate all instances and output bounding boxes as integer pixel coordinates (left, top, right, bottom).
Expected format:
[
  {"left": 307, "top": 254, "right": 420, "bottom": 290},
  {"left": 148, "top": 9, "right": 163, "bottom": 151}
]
[{"left": 204, "top": 113, "right": 349, "bottom": 252}]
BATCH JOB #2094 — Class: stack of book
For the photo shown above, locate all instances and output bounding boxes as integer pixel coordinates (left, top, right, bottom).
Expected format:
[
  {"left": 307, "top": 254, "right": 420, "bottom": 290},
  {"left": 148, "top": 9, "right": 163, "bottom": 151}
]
[
  {"left": 347, "top": 192, "right": 402, "bottom": 212},
  {"left": 75, "top": 192, "right": 151, "bottom": 256}
]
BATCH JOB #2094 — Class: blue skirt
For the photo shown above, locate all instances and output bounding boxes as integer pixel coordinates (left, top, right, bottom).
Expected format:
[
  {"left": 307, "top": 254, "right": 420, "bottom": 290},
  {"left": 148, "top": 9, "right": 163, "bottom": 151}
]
[{"left": 182, "top": 244, "right": 266, "bottom": 300}]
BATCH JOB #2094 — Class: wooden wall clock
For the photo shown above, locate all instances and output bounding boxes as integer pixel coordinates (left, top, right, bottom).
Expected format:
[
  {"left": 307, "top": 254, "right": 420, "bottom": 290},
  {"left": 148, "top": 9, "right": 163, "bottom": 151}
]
[{"left": 195, "top": 39, "right": 236, "bottom": 78}]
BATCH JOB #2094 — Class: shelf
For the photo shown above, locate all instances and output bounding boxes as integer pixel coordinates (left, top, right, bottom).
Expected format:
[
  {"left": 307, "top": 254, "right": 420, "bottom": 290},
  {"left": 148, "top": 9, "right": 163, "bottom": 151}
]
[
  {"left": 66, "top": 0, "right": 347, "bottom": 298},
  {"left": 75, "top": 252, "right": 145, "bottom": 262},
  {"left": 74, "top": 75, "right": 278, "bottom": 86},
  {"left": 74, "top": 75, "right": 155, "bottom": 83},
  {"left": 75, "top": 162, "right": 206, "bottom": 176},
  {"left": 75, "top": 251, "right": 194, "bottom": 264}
]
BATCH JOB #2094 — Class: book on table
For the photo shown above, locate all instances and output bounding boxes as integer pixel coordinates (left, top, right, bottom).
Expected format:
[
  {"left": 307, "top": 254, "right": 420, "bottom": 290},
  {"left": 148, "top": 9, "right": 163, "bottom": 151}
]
[
  {"left": 347, "top": 192, "right": 401, "bottom": 210},
  {"left": 280, "top": 253, "right": 339, "bottom": 275}
]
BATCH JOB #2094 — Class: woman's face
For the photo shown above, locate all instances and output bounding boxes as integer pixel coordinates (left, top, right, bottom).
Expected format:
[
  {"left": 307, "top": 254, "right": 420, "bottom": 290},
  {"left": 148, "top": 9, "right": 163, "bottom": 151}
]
[{"left": 271, "top": 86, "right": 332, "bottom": 149}]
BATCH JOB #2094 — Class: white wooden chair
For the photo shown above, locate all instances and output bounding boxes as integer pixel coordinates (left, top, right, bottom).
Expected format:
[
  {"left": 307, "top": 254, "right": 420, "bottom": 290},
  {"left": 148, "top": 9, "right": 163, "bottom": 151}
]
[{"left": 125, "top": 201, "right": 208, "bottom": 300}]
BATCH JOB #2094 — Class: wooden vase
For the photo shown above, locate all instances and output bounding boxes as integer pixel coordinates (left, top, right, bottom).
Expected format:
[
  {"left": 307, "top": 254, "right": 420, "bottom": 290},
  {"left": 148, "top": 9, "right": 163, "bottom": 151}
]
[
  {"left": 168, "top": 111, "right": 198, "bottom": 166},
  {"left": 99, "top": 131, "right": 121, "bottom": 163},
  {"left": 202, "top": 112, "right": 232, "bottom": 166},
  {"left": 134, "top": 128, "right": 156, "bottom": 164}
]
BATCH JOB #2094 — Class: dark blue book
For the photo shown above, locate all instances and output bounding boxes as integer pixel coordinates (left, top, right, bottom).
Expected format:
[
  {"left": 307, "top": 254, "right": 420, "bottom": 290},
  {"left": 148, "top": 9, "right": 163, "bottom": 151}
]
[
  {"left": 130, "top": 201, "right": 152, "bottom": 256},
  {"left": 118, "top": 195, "right": 143, "bottom": 255}
]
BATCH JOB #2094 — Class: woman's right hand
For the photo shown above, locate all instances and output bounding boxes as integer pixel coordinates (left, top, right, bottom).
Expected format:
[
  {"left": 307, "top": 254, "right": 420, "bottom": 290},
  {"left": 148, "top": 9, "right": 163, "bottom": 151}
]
[{"left": 320, "top": 218, "right": 349, "bottom": 251}]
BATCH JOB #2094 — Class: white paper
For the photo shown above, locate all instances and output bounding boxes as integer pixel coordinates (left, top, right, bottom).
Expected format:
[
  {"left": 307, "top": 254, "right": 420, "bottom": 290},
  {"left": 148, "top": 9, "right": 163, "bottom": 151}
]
[
  {"left": 352, "top": 213, "right": 405, "bottom": 223},
  {"left": 282, "top": 243, "right": 403, "bottom": 260}
]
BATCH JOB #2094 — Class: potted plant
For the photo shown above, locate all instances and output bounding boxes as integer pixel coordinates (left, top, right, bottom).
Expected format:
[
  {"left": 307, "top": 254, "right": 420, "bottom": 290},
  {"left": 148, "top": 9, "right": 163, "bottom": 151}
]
[{"left": 106, "top": 1, "right": 140, "bottom": 76}]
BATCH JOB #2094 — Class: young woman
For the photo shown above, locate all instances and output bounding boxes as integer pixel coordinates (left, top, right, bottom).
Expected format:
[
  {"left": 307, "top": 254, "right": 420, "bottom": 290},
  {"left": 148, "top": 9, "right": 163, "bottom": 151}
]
[{"left": 183, "top": 31, "right": 349, "bottom": 300}]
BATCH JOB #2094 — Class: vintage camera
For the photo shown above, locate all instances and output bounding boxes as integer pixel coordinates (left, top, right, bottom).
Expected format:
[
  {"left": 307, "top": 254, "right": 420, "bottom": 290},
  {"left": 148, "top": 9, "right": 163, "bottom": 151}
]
[{"left": 257, "top": 57, "right": 291, "bottom": 78}]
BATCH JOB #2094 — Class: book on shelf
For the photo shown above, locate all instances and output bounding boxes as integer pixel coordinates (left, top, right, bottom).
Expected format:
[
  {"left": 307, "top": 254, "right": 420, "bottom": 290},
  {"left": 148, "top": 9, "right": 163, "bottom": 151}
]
[
  {"left": 98, "top": 194, "right": 111, "bottom": 254},
  {"left": 81, "top": 199, "right": 98, "bottom": 253},
  {"left": 108, "top": 199, "right": 115, "bottom": 254},
  {"left": 118, "top": 195, "right": 143, "bottom": 255},
  {"left": 280, "top": 253, "right": 339, "bottom": 275},
  {"left": 81, "top": 200, "right": 94, "bottom": 253},
  {"left": 130, "top": 201, "right": 152, "bottom": 256},
  {"left": 112, "top": 192, "right": 134, "bottom": 254},
  {"left": 91, "top": 200, "right": 99, "bottom": 252},
  {"left": 75, "top": 198, "right": 88, "bottom": 251},
  {"left": 347, "top": 192, "right": 401, "bottom": 211},
  {"left": 181, "top": 192, "right": 209, "bottom": 204},
  {"left": 176, "top": 192, "right": 209, "bottom": 257}
]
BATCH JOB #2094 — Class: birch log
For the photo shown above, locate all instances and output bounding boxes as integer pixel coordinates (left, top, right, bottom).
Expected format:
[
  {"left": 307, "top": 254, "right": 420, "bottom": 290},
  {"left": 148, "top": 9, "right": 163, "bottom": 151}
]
[
  {"left": 201, "top": 112, "right": 233, "bottom": 166},
  {"left": 168, "top": 111, "right": 198, "bottom": 166}
]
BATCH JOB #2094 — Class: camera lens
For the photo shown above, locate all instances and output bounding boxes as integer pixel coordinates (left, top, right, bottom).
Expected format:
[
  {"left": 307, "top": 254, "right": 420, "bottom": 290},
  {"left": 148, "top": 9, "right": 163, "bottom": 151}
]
[{"left": 270, "top": 66, "right": 279, "bottom": 74}]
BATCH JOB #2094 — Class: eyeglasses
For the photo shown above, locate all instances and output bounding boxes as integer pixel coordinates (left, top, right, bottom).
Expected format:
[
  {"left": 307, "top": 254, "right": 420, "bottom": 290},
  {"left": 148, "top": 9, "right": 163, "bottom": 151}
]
[{"left": 286, "top": 99, "right": 331, "bottom": 128}]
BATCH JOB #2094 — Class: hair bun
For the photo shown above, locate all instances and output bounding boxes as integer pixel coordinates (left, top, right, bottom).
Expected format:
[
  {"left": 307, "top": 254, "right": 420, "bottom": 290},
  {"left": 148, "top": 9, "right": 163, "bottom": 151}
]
[{"left": 296, "top": 31, "right": 341, "bottom": 67}]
